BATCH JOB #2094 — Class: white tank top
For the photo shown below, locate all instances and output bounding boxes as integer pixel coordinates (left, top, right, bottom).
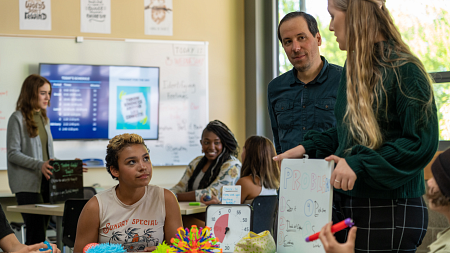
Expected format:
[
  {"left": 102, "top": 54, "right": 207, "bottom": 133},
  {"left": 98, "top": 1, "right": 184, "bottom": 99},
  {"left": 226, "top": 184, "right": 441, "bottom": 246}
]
[
  {"left": 96, "top": 184, "right": 165, "bottom": 251},
  {"left": 243, "top": 185, "right": 278, "bottom": 205}
]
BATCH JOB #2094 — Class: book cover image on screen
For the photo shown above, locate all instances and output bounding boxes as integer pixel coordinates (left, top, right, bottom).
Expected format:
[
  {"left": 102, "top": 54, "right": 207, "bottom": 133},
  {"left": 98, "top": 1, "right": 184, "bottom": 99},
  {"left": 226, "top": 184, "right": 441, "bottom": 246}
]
[{"left": 39, "top": 63, "right": 160, "bottom": 140}]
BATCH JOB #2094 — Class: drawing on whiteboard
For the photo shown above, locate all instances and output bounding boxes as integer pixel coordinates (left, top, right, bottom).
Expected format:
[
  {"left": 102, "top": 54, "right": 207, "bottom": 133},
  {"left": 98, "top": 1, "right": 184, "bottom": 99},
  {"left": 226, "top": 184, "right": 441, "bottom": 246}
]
[
  {"left": 304, "top": 199, "right": 314, "bottom": 217},
  {"left": 314, "top": 201, "right": 327, "bottom": 217},
  {"left": 283, "top": 235, "right": 294, "bottom": 247},
  {"left": 286, "top": 200, "right": 296, "bottom": 212},
  {"left": 286, "top": 220, "right": 302, "bottom": 232},
  {"left": 302, "top": 220, "right": 313, "bottom": 237},
  {"left": 279, "top": 216, "right": 286, "bottom": 230}
]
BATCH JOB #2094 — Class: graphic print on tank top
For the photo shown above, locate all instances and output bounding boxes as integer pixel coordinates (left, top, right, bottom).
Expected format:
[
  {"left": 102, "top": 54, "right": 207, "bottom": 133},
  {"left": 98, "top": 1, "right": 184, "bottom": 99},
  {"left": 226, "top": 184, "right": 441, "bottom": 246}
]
[
  {"left": 107, "top": 226, "right": 160, "bottom": 251},
  {"left": 97, "top": 185, "right": 165, "bottom": 249}
]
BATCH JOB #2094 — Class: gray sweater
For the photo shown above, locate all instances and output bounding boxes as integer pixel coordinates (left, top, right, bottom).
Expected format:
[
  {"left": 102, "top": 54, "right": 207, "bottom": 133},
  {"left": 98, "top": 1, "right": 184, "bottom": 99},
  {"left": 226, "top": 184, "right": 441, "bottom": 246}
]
[{"left": 7, "top": 111, "right": 55, "bottom": 193}]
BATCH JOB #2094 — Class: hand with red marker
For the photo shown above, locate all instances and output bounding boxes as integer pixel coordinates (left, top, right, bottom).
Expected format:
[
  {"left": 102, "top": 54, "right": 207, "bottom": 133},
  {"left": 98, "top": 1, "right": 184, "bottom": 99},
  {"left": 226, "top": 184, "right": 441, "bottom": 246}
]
[{"left": 318, "top": 221, "right": 357, "bottom": 253}]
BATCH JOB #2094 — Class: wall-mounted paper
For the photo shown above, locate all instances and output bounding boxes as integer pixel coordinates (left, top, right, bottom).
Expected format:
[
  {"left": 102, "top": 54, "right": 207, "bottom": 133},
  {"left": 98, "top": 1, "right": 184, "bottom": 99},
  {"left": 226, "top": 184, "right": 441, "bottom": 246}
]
[
  {"left": 80, "top": 0, "right": 111, "bottom": 34},
  {"left": 19, "top": 0, "right": 51, "bottom": 30},
  {"left": 144, "top": 0, "right": 173, "bottom": 36}
]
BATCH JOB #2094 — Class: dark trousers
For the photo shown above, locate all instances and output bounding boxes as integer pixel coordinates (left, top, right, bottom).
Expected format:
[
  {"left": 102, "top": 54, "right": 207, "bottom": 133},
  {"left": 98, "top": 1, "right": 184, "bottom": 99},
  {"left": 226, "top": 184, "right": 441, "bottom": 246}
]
[
  {"left": 332, "top": 191, "right": 428, "bottom": 252},
  {"left": 15, "top": 177, "right": 50, "bottom": 245}
]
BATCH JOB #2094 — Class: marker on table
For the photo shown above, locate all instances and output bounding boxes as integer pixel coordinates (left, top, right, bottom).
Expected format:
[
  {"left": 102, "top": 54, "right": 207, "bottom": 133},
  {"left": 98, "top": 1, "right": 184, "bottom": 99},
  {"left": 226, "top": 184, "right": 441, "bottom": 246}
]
[
  {"left": 189, "top": 202, "right": 201, "bottom": 206},
  {"left": 305, "top": 218, "right": 354, "bottom": 242}
]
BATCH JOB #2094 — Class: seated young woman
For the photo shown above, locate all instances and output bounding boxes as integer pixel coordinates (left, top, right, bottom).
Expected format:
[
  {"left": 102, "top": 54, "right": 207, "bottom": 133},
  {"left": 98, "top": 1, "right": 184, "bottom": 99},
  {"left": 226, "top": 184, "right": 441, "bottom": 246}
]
[
  {"left": 201, "top": 135, "right": 280, "bottom": 205},
  {"left": 73, "top": 133, "right": 182, "bottom": 252},
  {"left": 170, "top": 120, "right": 241, "bottom": 202}
]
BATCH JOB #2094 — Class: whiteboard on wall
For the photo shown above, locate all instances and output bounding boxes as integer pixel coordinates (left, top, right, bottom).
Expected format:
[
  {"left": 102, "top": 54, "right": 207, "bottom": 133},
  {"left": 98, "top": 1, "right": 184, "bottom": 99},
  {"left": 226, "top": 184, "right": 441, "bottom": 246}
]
[
  {"left": 277, "top": 158, "right": 334, "bottom": 253},
  {"left": 0, "top": 36, "right": 208, "bottom": 169}
]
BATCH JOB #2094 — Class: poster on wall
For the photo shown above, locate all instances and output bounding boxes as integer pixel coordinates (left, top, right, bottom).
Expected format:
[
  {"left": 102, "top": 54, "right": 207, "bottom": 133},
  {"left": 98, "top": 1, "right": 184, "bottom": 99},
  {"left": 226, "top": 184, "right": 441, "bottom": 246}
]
[
  {"left": 19, "top": 0, "right": 52, "bottom": 30},
  {"left": 144, "top": 0, "right": 173, "bottom": 36},
  {"left": 80, "top": 0, "right": 111, "bottom": 34}
]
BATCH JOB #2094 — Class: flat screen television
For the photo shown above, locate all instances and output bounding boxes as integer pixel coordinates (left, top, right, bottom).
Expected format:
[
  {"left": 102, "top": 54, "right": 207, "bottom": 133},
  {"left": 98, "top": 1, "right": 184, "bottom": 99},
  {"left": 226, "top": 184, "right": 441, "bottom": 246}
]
[{"left": 39, "top": 63, "right": 159, "bottom": 140}]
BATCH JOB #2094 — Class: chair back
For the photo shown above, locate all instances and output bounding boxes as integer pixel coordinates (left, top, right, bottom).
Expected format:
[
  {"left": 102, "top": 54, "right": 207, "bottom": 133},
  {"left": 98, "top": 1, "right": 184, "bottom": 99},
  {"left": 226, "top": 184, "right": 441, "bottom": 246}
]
[
  {"left": 83, "top": 186, "right": 97, "bottom": 199},
  {"left": 62, "top": 199, "right": 89, "bottom": 248},
  {"left": 251, "top": 195, "right": 278, "bottom": 235}
]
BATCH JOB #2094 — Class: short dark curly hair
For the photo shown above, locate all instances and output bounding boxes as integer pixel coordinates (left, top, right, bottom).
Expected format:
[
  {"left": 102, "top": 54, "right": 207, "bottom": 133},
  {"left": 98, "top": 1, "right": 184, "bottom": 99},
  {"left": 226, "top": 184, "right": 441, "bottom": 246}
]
[{"left": 105, "top": 133, "right": 149, "bottom": 180}]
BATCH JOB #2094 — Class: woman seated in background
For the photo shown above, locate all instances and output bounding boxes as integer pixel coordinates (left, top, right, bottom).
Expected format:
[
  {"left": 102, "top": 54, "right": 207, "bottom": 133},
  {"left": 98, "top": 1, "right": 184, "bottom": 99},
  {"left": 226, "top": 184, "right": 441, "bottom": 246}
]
[
  {"left": 201, "top": 135, "right": 280, "bottom": 205},
  {"left": 319, "top": 148, "right": 450, "bottom": 253},
  {"left": 170, "top": 120, "right": 241, "bottom": 202},
  {"left": 74, "top": 133, "right": 182, "bottom": 252}
]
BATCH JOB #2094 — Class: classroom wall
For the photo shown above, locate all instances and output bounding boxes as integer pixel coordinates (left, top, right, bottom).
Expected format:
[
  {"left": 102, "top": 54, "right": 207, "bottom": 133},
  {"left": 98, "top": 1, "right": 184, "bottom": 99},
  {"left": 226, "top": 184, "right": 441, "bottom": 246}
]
[{"left": 0, "top": 1, "right": 246, "bottom": 193}]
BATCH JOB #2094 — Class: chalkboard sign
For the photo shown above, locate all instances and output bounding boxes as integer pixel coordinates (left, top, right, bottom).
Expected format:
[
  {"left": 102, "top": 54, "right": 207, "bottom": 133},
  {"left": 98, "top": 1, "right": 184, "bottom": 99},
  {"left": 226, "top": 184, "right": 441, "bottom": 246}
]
[
  {"left": 277, "top": 158, "right": 334, "bottom": 253},
  {"left": 49, "top": 160, "right": 83, "bottom": 204}
]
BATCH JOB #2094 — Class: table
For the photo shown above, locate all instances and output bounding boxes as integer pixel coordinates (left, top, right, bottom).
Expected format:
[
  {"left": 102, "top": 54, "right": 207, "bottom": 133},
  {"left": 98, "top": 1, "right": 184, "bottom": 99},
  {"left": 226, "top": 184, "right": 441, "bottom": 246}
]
[
  {"left": 7, "top": 204, "right": 64, "bottom": 249},
  {"left": 178, "top": 202, "right": 207, "bottom": 215},
  {"left": 6, "top": 201, "right": 207, "bottom": 249}
]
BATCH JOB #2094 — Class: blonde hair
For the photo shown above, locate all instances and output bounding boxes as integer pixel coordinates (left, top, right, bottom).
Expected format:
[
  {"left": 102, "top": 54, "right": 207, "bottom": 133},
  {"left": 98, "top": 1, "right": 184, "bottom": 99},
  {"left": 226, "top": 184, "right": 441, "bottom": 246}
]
[
  {"left": 334, "top": 0, "right": 434, "bottom": 149},
  {"left": 105, "top": 133, "right": 149, "bottom": 180}
]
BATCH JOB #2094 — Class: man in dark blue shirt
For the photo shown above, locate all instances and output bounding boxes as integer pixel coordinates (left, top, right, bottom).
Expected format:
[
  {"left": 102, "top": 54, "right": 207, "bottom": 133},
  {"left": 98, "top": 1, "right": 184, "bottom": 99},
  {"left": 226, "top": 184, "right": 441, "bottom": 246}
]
[{"left": 268, "top": 12, "right": 342, "bottom": 154}]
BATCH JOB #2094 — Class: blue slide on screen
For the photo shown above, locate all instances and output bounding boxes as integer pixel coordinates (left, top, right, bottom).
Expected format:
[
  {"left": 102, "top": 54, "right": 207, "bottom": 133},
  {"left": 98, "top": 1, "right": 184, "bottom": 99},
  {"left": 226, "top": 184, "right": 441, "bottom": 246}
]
[{"left": 40, "top": 64, "right": 159, "bottom": 140}]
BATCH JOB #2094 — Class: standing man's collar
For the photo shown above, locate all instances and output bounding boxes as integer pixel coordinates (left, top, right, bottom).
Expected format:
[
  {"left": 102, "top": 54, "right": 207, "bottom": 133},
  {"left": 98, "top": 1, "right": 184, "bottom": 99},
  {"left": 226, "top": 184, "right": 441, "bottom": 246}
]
[{"left": 290, "top": 56, "right": 329, "bottom": 86}]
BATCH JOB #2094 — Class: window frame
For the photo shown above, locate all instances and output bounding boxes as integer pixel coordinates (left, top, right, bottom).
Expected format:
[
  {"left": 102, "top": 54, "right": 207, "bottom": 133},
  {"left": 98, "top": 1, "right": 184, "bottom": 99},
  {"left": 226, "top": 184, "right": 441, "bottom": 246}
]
[{"left": 430, "top": 71, "right": 450, "bottom": 150}]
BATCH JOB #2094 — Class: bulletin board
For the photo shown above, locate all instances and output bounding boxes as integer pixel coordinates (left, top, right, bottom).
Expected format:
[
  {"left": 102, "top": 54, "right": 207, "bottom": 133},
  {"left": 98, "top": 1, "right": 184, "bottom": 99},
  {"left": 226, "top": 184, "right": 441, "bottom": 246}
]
[{"left": 0, "top": 36, "right": 209, "bottom": 169}]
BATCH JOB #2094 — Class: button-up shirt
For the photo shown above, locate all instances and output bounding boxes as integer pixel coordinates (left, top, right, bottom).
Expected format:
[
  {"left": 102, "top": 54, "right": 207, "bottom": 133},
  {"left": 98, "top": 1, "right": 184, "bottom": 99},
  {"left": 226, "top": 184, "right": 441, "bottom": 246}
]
[{"left": 268, "top": 56, "right": 342, "bottom": 154}]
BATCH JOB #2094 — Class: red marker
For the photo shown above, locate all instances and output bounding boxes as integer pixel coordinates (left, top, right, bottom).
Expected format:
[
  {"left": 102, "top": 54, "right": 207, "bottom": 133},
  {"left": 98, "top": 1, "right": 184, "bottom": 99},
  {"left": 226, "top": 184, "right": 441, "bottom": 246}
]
[{"left": 305, "top": 218, "right": 354, "bottom": 242}]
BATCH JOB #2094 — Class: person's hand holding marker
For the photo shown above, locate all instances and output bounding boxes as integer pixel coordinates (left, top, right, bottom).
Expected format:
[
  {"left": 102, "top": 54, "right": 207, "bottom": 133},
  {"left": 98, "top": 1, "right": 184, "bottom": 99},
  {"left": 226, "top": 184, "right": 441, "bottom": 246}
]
[{"left": 319, "top": 221, "right": 357, "bottom": 253}]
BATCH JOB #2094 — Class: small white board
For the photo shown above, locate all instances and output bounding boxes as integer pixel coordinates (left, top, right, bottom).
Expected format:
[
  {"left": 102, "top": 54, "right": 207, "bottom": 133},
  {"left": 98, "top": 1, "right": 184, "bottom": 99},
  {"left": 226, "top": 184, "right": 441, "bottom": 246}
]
[
  {"left": 277, "top": 157, "right": 334, "bottom": 253},
  {"left": 222, "top": 185, "right": 241, "bottom": 204}
]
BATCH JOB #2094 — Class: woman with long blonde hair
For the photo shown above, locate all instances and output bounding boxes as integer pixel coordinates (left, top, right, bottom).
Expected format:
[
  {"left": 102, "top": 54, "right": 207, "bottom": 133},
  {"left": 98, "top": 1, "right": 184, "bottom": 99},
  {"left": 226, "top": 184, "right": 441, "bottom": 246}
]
[{"left": 274, "top": 0, "right": 438, "bottom": 251}]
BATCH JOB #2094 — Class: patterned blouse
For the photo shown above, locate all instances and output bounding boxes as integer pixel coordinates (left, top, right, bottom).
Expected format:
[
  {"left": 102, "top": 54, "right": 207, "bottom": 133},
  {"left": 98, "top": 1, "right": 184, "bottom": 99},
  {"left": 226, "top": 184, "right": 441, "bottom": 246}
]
[{"left": 170, "top": 156, "right": 241, "bottom": 201}]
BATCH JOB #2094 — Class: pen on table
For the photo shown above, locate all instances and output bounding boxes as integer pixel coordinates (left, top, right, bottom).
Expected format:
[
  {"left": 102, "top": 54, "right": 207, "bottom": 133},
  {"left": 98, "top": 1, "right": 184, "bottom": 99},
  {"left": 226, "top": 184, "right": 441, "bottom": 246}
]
[{"left": 305, "top": 218, "right": 354, "bottom": 242}]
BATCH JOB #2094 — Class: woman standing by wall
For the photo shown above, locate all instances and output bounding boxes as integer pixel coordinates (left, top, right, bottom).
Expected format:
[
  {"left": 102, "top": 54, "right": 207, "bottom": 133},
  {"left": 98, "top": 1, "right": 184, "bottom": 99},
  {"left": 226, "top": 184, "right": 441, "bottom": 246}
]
[{"left": 7, "top": 74, "right": 55, "bottom": 244}]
